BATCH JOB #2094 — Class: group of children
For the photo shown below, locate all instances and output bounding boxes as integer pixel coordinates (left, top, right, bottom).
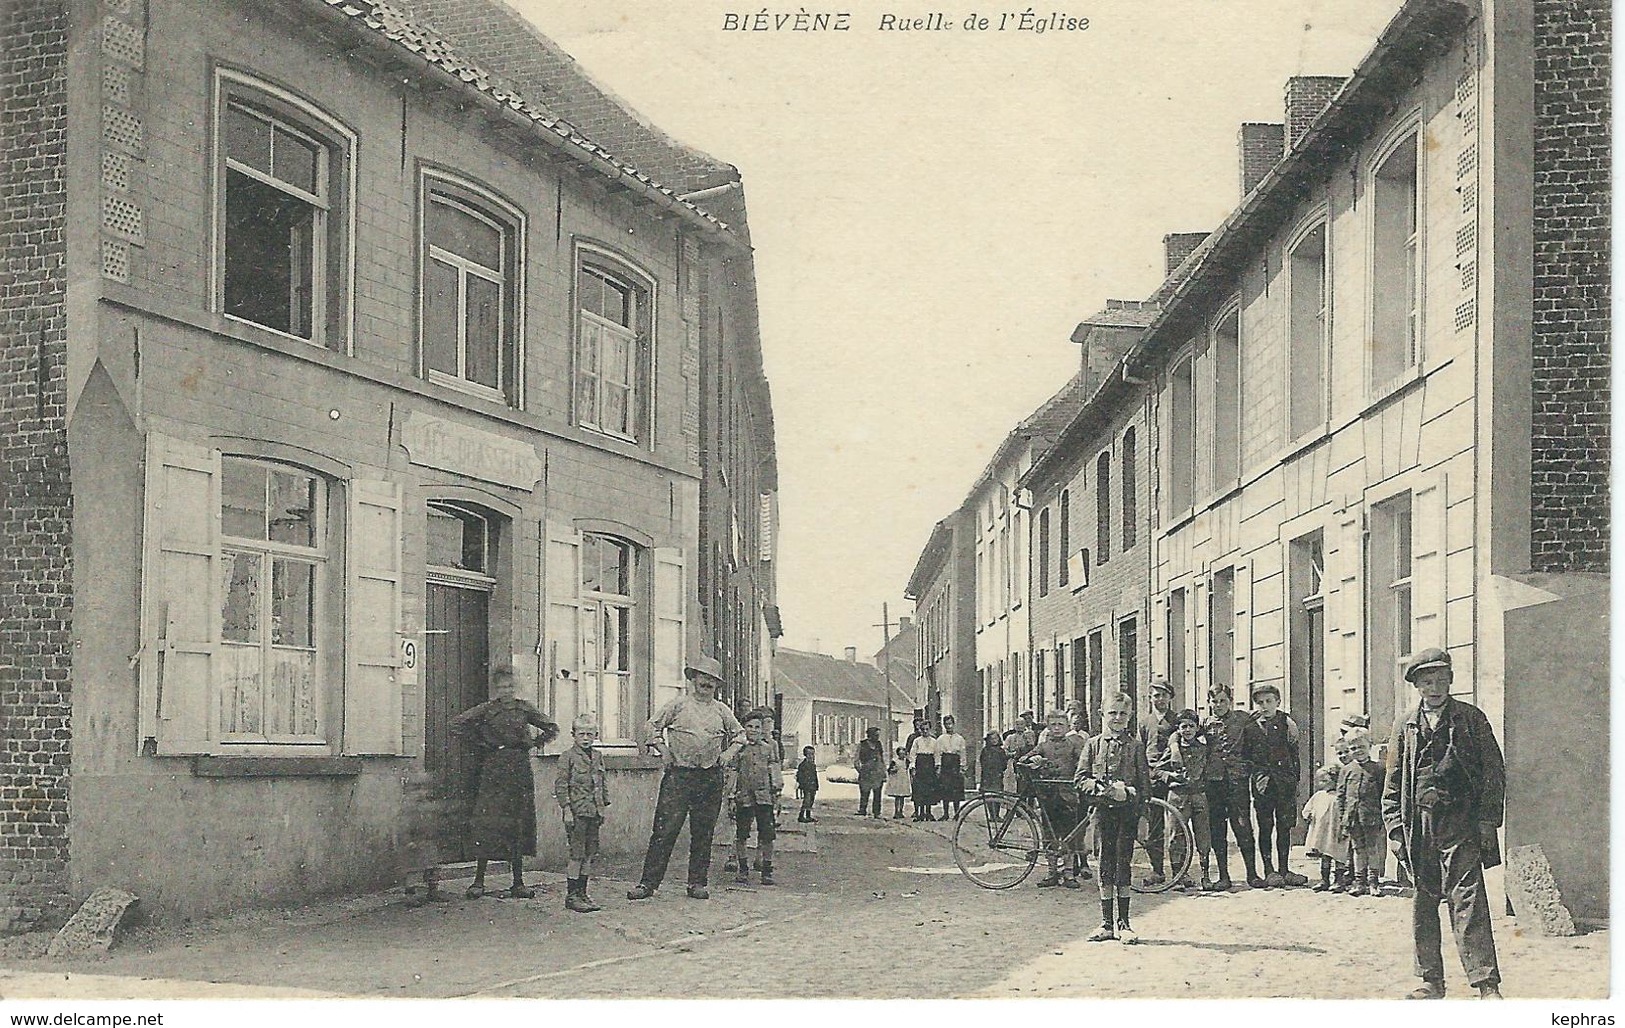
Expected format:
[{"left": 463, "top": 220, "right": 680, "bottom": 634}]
[{"left": 1301, "top": 716, "right": 1391, "bottom": 896}]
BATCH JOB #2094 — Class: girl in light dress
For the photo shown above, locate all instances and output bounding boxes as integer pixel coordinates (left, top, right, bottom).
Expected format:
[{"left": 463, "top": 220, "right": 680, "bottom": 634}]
[{"left": 1302, "top": 763, "right": 1345, "bottom": 892}]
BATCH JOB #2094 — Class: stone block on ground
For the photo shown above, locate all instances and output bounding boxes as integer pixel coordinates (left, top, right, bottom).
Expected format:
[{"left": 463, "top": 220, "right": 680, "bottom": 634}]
[
  {"left": 46, "top": 888, "right": 139, "bottom": 958},
  {"left": 1505, "top": 844, "right": 1577, "bottom": 937}
]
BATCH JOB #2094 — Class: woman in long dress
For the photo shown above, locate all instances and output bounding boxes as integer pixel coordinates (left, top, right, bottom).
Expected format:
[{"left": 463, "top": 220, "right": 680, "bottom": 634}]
[
  {"left": 453, "top": 667, "right": 558, "bottom": 898},
  {"left": 935, "top": 714, "right": 968, "bottom": 819},
  {"left": 908, "top": 723, "right": 940, "bottom": 821}
]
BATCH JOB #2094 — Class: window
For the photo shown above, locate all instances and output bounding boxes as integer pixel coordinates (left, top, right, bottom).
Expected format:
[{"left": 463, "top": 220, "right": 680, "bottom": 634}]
[
  {"left": 215, "top": 75, "right": 352, "bottom": 346},
  {"left": 1169, "top": 356, "right": 1195, "bottom": 513},
  {"left": 1213, "top": 309, "right": 1240, "bottom": 486},
  {"left": 1057, "top": 490, "right": 1071, "bottom": 587},
  {"left": 219, "top": 458, "right": 327, "bottom": 743},
  {"left": 1289, "top": 222, "right": 1329, "bottom": 436},
  {"left": 1096, "top": 452, "right": 1111, "bottom": 564},
  {"left": 1118, "top": 616, "right": 1139, "bottom": 696},
  {"left": 1368, "top": 494, "right": 1414, "bottom": 716},
  {"left": 1037, "top": 507, "right": 1051, "bottom": 597},
  {"left": 1121, "top": 429, "right": 1137, "bottom": 550},
  {"left": 1011, "top": 510, "right": 1023, "bottom": 606},
  {"left": 426, "top": 502, "right": 489, "bottom": 575},
  {"left": 576, "top": 255, "right": 653, "bottom": 441},
  {"left": 1209, "top": 568, "right": 1235, "bottom": 699},
  {"left": 581, "top": 534, "right": 638, "bottom": 739},
  {"left": 422, "top": 176, "right": 521, "bottom": 403},
  {"left": 1371, "top": 131, "right": 1421, "bottom": 387}
]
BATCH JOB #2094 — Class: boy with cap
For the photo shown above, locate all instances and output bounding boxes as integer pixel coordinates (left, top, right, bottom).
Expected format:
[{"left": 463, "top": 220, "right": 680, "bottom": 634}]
[
  {"left": 1018, "top": 708, "right": 1087, "bottom": 888},
  {"left": 1382, "top": 647, "right": 1505, "bottom": 999},
  {"left": 1156, "top": 709, "right": 1215, "bottom": 889},
  {"left": 555, "top": 714, "right": 609, "bottom": 912},
  {"left": 1137, "top": 677, "right": 1179, "bottom": 887},
  {"left": 1202, "top": 684, "right": 1265, "bottom": 889},
  {"left": 727, "top": 708, "right": 783, "bottom": 885},
  {"left": 1249, "top": 681, "right": 1307, "bottom": 887},
  {"left": 1337, "top": 725, "right": 1385, "bottom": 897}
]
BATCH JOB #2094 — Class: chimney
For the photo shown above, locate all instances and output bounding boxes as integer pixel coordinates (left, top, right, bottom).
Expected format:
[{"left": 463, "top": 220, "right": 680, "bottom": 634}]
[
  {"left": 1164, "top": 232, "right": 1209, "bottom": 276},
  {"left": 1284, "top": 76, "right": 1348, "bottom": 151},
  {"left": 844, "top": 646, "right": 857, "bottom": 663},
  {"left": 1239, "top": 122, "right": 1285, "bottom": 198},
  {"left": 896, "top": 616, "right": 912, "bottom": 630}
]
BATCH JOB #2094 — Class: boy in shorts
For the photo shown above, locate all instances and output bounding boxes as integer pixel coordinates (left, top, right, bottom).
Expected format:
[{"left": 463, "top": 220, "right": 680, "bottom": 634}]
[
  {"left": 1018, "top": 708, "right": 1086, "bottom": 888},
  {"left": 554, "top": 714, "right": 609, "bottom": 913},
  {"left": 727, "top": 709, "right": 783, "bottom": 885},
  {"left": 1076, "top": 692, "right": 1151, "bottom": 943}
]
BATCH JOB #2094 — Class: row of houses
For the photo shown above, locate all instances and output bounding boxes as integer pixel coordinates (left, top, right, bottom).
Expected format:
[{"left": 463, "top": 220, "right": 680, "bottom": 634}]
[
  {"left": 905, "top": 0, "right": 1608, "bottom": 922},
  {"left": 0, "top": 0, "right": 780, "bottom": 927}
]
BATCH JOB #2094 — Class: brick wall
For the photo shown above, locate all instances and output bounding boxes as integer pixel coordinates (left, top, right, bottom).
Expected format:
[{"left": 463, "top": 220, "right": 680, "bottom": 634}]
[
  {"left": 0, "top": 0, "right": 73, "bottom": 931},
  {"left": 1531, "top": 0, "right": 1610, "bottom": 571},
  {"left": 1284, "top": 76, "right": 1348, "bottom": 150},
  {"left": 1239, "top": 122, "right": 1285, "bottom": 197}
]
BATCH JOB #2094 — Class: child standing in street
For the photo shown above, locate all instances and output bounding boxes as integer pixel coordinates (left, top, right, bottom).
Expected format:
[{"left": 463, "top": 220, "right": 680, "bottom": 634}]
[
  {"left": 1076, "top": 692, "right": 1152, "bottom": 943},
  {"left": 728, "top": 709, "right": 783, "bottom": 885},
  {"left": 795, "top": 745, "right": 819, "bottom": 823},
  {"left": 1158, "top": 709, "right": 1214, "bottom": 891},
  {"left": 1019, "top": 709, "right": 1087, "bottom": 889},
  {"left": 1302, "top": 764, "right": 1342, "bottom": 892},
  {"left": 887, "top": 746, "right": 911, "bottom": 819},
  {"left": 554, "top": 714, "right": 609, "bottom": 912},
  {"left": 1337, "top": 726, "right": 1386, "bottom": 896},
  {"left": 978, "top": 732, "right": 1008, "bottom": 818}
]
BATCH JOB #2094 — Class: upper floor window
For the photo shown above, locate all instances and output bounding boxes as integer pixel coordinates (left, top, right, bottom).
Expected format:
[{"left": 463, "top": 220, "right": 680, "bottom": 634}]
[
  {"left": 1371, "top": 131, "right": 1421, "bottom": 388},
  {"left": 215, "top": 74, "right": 353, "bottom": 347},
  {"left": 1095, "top": 451, "right": 1111, "bottom": 564},
  {"left": 1169, "top": 355, "right": 1195, "bottom": 514},
  {"left": 1213, "top": 308, "right": 1241, "bottom": 487},
  {"left": 422, "top": 175, "right": 523, "bottom": 405},
  {"left": 576, "top": 254, "right": 653, "bottom": 441},
  {"left": 1057, "top": 490, "right": 1071, "bottom": 587},
  {"left": 1037, "top": 507, "right": 1051, "bottom": 597},
  {"left": 1121, "top": 428, "right": 1137, "bottom": 550},
  {"left": 1288, "top": 221, "right": 1329, "bottom": 436}
]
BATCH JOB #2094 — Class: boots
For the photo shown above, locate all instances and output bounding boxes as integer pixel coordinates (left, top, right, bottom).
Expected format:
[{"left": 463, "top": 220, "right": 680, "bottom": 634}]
[
  {"left": 1367, "top": 869, "right": 1382, "bottom": 895},
  {"left": 565, "top": 877, "right": 599, "bottom": 912},
  {"left": 760, "top": 861, "right": 776, "bottom": 886},
  {"left": 1313, "top": 857, "right": 1332, "bottom": 892},
  {"left": 1348, "top": 869, "right": 1370, "bottom": 896},
  {"left": 734, "top": 853, "right": 750, "bottom": 885},
  {"left": 1087, "top": 899, "right": 1117, "bottom": 942}
]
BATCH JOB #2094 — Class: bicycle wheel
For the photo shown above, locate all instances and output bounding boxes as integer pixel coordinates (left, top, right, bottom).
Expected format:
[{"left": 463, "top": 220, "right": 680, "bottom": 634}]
[
  {"left": 951, "top": 795, "right": 1041, "bottom": 889},
  {"left": 1129, "top": 796, "right": 1193, "bottom": 894}
]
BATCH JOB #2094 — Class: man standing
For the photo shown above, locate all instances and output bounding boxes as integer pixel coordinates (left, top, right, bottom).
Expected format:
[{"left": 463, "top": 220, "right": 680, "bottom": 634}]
[
  {"left": 855, "top": 726, "right": 886, "bottom": 818},
  {"left": 1382, "top": 648, "right": 1505, "bottom": 1000},
  {"left": 1138, "top": 677, "right": 1178, "bottom": 887},
  {"left": 627, "top": 655, "right": 744, "bottom": 901}
]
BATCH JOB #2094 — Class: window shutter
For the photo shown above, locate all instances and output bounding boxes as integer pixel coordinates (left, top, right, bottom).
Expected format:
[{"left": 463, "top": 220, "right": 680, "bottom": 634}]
[
  {"left": 139, "top": 433, "right": 220, "bottom": 755},
  {"left": 1234, "top": 561, "right": 1253, "bottom": 698},
  {"left": 544, "top": 519, "right": 584, "bottom": 753},
  {"left": 1411, "top": 477, "right": 1446, "bottom": 652},
  {"left": 344, "top": 479, "right": 404, "bottom": 755},
  {"left": 1326, "top": 506, "right": 1364, "bottom": 697},
  {"left": 654, "top": 547, "right": 687, "bottom": 716}
]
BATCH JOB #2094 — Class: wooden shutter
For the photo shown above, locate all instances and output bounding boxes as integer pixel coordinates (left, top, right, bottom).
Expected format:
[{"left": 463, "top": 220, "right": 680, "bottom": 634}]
[
  {"left": 344, "top": 480, "right": 404, "bottom": 755},
  {"left": 138, "top": 433, "right": 220, "bottom": 755},
  {"left": 1326, "top": 506, "right": 1364, "bottom": 697},
  {"left": 1410, "top": 477, "right": 1446, "bottom": 652},
  {"left": 544, "top": 520, "right": 583, "bottom": 752},
  {"left": 653, "top": 547, "right": 687, "bottom": 717},
  {"left": 1234, "top": 561, "right": 1253, "bottom": 696}
]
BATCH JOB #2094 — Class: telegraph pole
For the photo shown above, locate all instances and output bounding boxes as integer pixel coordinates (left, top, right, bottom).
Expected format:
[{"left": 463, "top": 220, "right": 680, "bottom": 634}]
[{"left": 876, "top": 603, "right": 895, "bottom": 749}]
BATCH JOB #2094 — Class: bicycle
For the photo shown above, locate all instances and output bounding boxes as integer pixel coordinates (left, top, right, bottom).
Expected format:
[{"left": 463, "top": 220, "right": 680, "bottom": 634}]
[{"left": 950, "top": 769, "right": 1195, "bottom": 892}]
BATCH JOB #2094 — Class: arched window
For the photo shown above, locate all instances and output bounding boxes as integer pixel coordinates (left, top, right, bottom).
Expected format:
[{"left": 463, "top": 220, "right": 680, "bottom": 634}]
[
  {"left": 421, "top": 172, "right": 524, "bottom": 405},
  {"left": 580, "top": 533, "right": 638, "bottom": 737},
  {"left": 1096, "top": 452, "right": 1111, "bottom": 564},
  {"left": 1121, "top": 429, "right": 1137, "bottom": 550},
  {"left": 1058, "top": 490, "right": 1071, "bottom": 587},
  {"left": 1037, "top": 507, "right": 1051, "bottom": 597},
  {"left": 575, "top": 248, "right": 654, "bottom": 441}
]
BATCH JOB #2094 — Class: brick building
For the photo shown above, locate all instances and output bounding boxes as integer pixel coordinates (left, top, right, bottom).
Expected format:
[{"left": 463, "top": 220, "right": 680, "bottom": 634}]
[
  {"left": 0, "top": 0, "right": 777, "bottom": 927},
  {"left": 905, "top": 512, "right": 976, "bottom": 749},
  {"left": 1021, "top": 301, "right": 1157, "bottom": 733},
  {"left": 1124, "top": 0, "right": 1607, "bottom": 918},
  {"left": 774, "top": 647, "right": 912, "bottom": 766}
]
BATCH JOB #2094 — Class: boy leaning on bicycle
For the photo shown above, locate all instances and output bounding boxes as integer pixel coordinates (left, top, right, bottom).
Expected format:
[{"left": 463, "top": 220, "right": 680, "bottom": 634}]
[{"left": 1018, "top": 708, "right": 1087, "bottom": 889}]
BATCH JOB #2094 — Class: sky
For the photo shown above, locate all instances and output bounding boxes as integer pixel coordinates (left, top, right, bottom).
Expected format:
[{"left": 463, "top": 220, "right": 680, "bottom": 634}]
[{"left": 510, "top": 0, "right": 1405, "bottom": 660}]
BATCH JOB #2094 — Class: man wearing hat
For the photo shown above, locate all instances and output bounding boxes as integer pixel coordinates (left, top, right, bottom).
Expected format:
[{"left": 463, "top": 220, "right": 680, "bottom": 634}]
[
  {"left": 1381, "top": 647, "right": 1505, "bottom": 999},
  {"left": 627, "top": 654, "right": 744, "bottom": 901},
  {"left": 1248, "top": 680, "right": 1307, "bottom": 887},
  {"left": 1137, "top": 677, "right": 1178, "bottom": 886}
]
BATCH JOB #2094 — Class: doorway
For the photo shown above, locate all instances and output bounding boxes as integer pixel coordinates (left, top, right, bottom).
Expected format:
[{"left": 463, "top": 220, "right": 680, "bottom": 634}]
[
  {"left": 425, "top": 581, "right": 490, "bottom": 861},
  {"left": 1288, "top": 531, "right": 1326, "bottom": 796}
]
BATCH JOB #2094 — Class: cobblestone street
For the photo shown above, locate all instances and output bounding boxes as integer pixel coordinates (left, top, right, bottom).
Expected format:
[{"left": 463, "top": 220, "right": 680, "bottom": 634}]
[{"left": 0, "top": 799, "right": 1606, "bottom": 1001}]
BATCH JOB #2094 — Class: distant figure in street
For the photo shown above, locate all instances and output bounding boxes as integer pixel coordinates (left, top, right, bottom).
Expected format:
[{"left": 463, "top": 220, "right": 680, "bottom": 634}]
[
  {"left": 555, "top": 714, "right": 609, "bottom": 913},
  {"left": 627, "top": 655, "right": 744, "bottom": 902},
  {"left": 935, "top": 715, "right": 968, "bottom": 819},
  {"left": 1001, "top": 728, "right": 1031, "bottom": 791},
  {"left": 727, "top": 709, "right": 783, "bottom": 886},
  {"left": 1382, "top": 648, "right": 1504, "bottom": 1000},
  {"left": 1338, "top": 726, "right": 1386, "bottom": 897},
  {"left": 1076, "top": 692, "right": 1151, "bottom": 943},
  {"left": 977, "top": 732, "right": 1008, "bottom": 819},
  {"left": 452, "top": 666, "right": 558, "bottom": 899},
  {"left": 1156, "top": 709, "right": 1213, "bottom": 890},
  {"left": 1202, "top": 684, "right": 1264, "bottom": 890},
  {"left": 795, "top": 745, "right": 819, "bottom": 822},
  {"left": 1064, "top": 700, "right": 1090, "bottom": 741},
  {"left": 1020, "top": 709, "right": 1086, "bottom": 889},
  {"left": 887, "top": 746, "right": 911, "bottom": 819},
  {"left": 1302, "top": 764, "right": 1343, "bottom": 893},
  {"left": 908, "top": 723, "right": 939, "bottom": 821},
  {"left": 1018, "top": 711, "right": 1040, "bottom": 751},
  {"left": 855, "top": 726, "right": 886, "bottom": 818},
  {"left": 1249, "top": 682, "right": 1307, "bottom": 887}
]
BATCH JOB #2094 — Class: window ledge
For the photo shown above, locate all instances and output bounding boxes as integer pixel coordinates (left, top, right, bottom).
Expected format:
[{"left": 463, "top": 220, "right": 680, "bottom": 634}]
[
  {"left": 192, "top": 756, "right": 365, "bottom": 777},
  {"left": 1358, "top": 359, "right": 1444, "bottom": 422}
]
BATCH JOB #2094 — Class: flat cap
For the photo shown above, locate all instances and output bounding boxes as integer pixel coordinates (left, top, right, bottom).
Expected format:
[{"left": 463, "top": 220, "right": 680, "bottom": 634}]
[
  {"left": 1150, "top": 676, "right": 1174, "bottom": 695},
  {"left": 1403, "top": 647, "right": 1452, "bottom": 682}
]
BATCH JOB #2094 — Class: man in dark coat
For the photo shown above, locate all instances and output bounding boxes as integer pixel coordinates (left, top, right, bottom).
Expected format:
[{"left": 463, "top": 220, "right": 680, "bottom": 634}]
[
  {"left": 855, "top": 726, "right": 886, "bottom": 818},
  {"left": 1382, "top": 647, "right": 1505, "bottom": 1000}
]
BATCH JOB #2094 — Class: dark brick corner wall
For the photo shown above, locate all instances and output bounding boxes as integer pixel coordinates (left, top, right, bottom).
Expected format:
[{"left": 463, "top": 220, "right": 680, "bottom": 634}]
[
  {"left": 1531, "top": 0, "right": 1610, "bottom": 572},
  {"left": 0, "top": 0, "right": 74, "bottom": 931}
]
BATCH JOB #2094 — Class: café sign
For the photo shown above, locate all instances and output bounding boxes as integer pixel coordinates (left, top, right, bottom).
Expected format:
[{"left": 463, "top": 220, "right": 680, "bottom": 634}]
[{"left": 401, "top": 411, "right": 543, "bottom": 490}]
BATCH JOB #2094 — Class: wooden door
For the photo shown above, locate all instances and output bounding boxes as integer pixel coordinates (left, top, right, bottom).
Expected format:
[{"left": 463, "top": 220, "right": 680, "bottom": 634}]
[{"left": 425, "top": 581, "right": 490, "bottom": 861}]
